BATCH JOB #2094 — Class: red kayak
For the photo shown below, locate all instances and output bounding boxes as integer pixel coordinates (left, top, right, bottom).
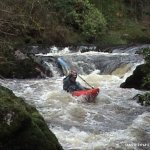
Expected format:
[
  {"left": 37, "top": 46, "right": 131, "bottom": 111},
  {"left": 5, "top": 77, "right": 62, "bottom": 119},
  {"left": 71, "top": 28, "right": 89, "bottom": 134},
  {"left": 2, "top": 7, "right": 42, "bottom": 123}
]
[{"left": 72, "top": 88, "right": 100, "bottom": 102}]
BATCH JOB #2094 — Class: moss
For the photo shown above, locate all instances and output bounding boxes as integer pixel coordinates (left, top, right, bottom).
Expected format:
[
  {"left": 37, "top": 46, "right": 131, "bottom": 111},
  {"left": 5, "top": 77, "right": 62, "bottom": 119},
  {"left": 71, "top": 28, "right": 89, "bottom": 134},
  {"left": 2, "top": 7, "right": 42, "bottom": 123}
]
[
  {"left": 133, "top": 93, "right": 150, "bottom": 106},
  {"left": 0, "top": 86, "right": 63, "bottom": 150},
  {"left": 99, "top": 32, "right": 127, "bottom": 45},
  {"left": 120, "top": 21, "right": 150, "bottom": 43}
]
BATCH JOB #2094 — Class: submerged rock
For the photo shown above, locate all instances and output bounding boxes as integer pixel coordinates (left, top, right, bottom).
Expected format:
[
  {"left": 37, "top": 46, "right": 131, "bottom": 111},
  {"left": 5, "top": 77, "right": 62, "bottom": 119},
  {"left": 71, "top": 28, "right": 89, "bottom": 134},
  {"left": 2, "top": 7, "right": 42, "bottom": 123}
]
[{"left": 0, "top": 86, "right": 63, "bottom": 150}]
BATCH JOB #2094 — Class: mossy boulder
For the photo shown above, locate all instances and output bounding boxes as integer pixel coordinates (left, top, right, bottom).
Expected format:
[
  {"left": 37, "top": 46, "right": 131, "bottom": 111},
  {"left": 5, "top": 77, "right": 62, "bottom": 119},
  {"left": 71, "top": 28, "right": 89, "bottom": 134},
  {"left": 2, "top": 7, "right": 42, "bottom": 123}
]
[
  {"left": 0, "top": 86, "right": 63, "bottom": 150},
  {"left": 120, "top": 64, "right": 150, "bottom": 90}
]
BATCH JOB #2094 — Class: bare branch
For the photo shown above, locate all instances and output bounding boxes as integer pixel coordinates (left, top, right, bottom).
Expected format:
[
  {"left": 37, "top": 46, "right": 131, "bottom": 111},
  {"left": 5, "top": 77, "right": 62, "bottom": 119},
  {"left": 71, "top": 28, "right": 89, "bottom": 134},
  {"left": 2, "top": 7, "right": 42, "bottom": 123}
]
[
  {"left": 0, "top": 9, "right": 13, "bottom": 14},
  {"left": 0, "top": 29, "right": 17, "bottom": 36},
  {"left": 0, "top": 9, "right": 26, "bottom": 17}
]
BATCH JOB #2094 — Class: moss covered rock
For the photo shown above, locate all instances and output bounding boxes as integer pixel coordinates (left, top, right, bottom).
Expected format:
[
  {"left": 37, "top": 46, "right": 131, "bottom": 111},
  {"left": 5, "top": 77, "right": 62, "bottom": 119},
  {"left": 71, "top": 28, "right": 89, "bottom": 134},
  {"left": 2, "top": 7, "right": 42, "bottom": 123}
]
[{"left": 0, "top": 86, "right": 63, "bottom": 150}]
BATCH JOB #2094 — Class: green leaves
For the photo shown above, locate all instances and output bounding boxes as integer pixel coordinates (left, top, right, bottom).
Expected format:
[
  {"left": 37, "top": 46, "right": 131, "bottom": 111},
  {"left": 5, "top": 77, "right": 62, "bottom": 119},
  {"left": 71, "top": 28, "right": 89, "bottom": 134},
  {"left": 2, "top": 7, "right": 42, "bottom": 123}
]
[
  {"left": 53, "top": 0, "right": 106, "bottom": 40},
  {"left": 143, "top": 48, "right": 150, "bottom": 65},
  {"left": 81, "top": 7, "right": 106, "bottom": 38},
  {"left": 143, "top": 74, "right": 150, "bottom": 89},
  {"left": 142, "top": 48, "right": 150, "bottom": 89},
  {"left": 137, "top": 93, "right": 150, "bottom": 106}
]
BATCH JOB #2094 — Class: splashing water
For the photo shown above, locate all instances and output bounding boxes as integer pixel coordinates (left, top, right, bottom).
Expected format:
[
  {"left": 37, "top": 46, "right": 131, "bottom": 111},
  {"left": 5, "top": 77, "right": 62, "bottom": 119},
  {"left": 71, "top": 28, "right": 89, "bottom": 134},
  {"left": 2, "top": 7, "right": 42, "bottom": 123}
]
[{"left": 0, "top": 48, "right": 150, "bottom": 150}]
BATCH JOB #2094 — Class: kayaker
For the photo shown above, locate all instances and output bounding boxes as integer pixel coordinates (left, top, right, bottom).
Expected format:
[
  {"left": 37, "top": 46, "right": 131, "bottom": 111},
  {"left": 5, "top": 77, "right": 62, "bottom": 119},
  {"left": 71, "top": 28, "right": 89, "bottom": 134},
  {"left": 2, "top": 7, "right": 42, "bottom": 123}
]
[{"left": 63, "top": 70, "right": 89, "bottom": 92}]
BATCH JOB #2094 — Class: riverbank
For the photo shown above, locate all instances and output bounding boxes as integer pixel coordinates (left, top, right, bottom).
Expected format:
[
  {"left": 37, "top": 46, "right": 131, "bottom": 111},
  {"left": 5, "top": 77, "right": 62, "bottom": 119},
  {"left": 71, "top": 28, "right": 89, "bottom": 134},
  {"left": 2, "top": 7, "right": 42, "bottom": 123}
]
[
  {"left": 1, "top": 1, "right": 150, "bottom": 79},
  {"left": 0, "top": 0, "right": 150, "bottom": 52}
]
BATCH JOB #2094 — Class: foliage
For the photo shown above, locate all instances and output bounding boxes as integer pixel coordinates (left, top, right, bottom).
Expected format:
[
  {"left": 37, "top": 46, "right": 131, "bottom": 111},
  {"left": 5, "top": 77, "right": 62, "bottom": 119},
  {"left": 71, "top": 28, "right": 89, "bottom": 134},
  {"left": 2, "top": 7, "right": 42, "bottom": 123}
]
[
  {"left": 142, "top": 48, "right": 150, "bottom": 89},
  {"left": 91, "top": 0, "right": 150, "bottom": 23},
  {"left": 0, "top": 0, "right": 74, "bottom": 48},
  {"left": 53, "top": 0, "right": 106, "bottom": 41},
  {"left": 143, "top": 74, "right": 150, "bottom": 89},
  {"left": 123, "top": 0, "right": 150, "bottom": 20},
  {"left": 0, "top": 0, "right": 149, "bottom": 51},
  {"left": 90, "top": 0, "right": 126, "bottom": 28},
  {"left": 81, "top": 6, "right": 106, "bottom": 40},
  {"left": 90, "top": 0, "right": 150, "bottom": 44},
  {"left": 99, "top": 32, "right": 127, "bottom": 45},
  {"left": 142, "top": 47, "right": 150, "bottom": 65},
  {"left": 136, "top": 93, "right": 150, "bottom": 106},
  {"left": 121, "top": 21, "right": 150, "bottom": 42}
]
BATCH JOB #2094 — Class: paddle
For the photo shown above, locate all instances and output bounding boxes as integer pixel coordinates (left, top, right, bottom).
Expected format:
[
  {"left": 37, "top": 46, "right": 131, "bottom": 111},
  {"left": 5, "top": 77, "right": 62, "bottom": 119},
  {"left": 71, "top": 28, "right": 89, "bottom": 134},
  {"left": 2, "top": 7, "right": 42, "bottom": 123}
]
[
  {"left": 78, "top": 75, "right": 94, "bottom": 89},
  {"left": 57, "top": 57, "right": 70, "bottom": 76}
]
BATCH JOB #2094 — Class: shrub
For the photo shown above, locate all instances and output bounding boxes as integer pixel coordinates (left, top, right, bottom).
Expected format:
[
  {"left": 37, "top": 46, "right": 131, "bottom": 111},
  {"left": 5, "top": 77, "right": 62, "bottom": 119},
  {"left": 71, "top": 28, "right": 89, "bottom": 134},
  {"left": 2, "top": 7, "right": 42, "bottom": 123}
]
[
  {"left": 143, "top": 47, "right": 150, "bottom": 65},
  {"left": 53, "top": 0, "right": 106, "bottom": 40},
  {"left": 136, "top": 93, "right": 150, "bottom": 106},
  {"left": 142, "top": 48, "right": 150, "bottom": 88}
]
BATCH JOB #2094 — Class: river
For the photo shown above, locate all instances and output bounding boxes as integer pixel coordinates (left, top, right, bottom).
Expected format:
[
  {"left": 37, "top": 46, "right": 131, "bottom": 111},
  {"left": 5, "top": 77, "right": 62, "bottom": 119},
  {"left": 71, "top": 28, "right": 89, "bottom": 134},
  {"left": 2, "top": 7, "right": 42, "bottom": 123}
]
[{"left": 0, "top": 45, "right": 150, "bottom": 150}]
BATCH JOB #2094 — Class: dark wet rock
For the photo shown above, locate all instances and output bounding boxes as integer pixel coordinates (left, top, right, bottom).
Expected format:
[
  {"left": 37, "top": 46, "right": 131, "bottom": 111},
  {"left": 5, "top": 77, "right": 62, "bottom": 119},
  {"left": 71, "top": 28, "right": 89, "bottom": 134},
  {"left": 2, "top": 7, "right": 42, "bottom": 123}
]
[
  {"left": 0, "top": 86, "right": 63, "bottom": 150},
  {"left": 120, "top": 64, "right": 150, "bottom": 90},
  {"left": 23, "top": 44, "right": 150, "bottom": 54},
  {"left": 23, "top": 45, "right": 52, "bottom": 54},
  {"left": 0, "top": 50, "right": 52, "bottom": 79},
  {"left": 0, "top": 58, "right": 49, "bottom": 79},
  {"left": 112, "top": 44, "right": 150, "bottom": 54},
  {"left": 60, "top": 52, "right": 142, "bottom": 75}
]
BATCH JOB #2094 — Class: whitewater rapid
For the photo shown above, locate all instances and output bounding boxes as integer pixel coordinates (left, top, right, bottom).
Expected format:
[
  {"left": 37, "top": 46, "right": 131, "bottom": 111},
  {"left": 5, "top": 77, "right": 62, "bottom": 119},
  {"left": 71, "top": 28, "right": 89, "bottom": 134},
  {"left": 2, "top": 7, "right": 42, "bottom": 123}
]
[{"left": 0, "top": 48, "right": 150, "bottom": 150}]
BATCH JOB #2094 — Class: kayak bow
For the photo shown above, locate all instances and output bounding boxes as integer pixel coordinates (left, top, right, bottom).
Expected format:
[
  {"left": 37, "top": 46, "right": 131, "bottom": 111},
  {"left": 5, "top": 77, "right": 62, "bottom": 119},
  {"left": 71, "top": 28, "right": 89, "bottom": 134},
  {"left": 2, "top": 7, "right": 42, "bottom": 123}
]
[{"left": 72, "top": 88, "right": 100, "bottom": 102}]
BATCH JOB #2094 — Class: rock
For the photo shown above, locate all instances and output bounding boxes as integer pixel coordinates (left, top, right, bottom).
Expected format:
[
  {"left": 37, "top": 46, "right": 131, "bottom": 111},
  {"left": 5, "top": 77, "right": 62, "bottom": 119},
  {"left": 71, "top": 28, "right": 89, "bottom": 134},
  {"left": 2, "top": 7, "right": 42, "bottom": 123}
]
[
  {"left": 0, "top": 56, "right": 52, "bottom": 79},
  {"left": 0, "top": 86, "right": 63, "bottom": 150},
  {"left": 120, "top": 64, "right": 150, "bottom": 90},
  {"left": 0, "top": 47, "right": 53, "bottom": 79},
  {"left": 14, "top": 50, "right": 28, "bottom": 60}
]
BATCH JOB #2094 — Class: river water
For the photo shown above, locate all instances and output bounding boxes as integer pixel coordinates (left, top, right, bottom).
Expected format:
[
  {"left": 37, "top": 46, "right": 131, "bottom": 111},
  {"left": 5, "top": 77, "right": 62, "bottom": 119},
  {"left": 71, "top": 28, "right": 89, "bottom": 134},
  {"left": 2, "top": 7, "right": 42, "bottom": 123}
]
[{"left": 0, "top": 45, "right": 150, "bottom": 150}]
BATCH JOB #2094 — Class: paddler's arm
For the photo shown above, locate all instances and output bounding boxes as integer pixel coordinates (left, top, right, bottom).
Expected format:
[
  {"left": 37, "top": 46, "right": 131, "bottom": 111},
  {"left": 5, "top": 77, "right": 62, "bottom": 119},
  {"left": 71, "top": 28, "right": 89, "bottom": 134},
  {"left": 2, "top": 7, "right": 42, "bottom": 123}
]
[{"left": 76, "top": 82, "right": 90, "bottom": 90}]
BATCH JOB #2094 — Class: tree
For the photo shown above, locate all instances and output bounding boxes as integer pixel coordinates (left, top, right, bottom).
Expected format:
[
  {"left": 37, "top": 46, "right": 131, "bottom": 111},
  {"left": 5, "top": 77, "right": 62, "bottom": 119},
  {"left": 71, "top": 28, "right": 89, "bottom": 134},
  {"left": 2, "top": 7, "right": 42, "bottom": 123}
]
[
  {"left": 142, "top": 47, "right": 150, "bottom": 89},
  {"left": 53, "top": 0, "right": 106, "bottom": 41}
]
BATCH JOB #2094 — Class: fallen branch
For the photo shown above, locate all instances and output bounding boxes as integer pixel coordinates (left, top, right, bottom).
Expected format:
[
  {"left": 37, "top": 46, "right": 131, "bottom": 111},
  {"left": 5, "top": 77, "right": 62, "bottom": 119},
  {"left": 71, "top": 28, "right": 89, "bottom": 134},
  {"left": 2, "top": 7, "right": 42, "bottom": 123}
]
[{"left": 0, "top": 9, "right": 13, "bottom": 14}]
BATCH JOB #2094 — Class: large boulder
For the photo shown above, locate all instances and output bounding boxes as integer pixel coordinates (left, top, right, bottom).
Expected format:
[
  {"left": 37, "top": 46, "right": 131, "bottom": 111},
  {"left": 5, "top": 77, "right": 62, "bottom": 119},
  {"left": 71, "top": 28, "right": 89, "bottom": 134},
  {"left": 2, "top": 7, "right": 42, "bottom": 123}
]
[
  {"left": 0, "top": 86, "right": 63, "bottom": 150},
  {"left": 120, "top": 64, "right": 150, "bottom": 90},
  {"left": 0, "top": 50, "right": 52, "bottom": 79}
]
